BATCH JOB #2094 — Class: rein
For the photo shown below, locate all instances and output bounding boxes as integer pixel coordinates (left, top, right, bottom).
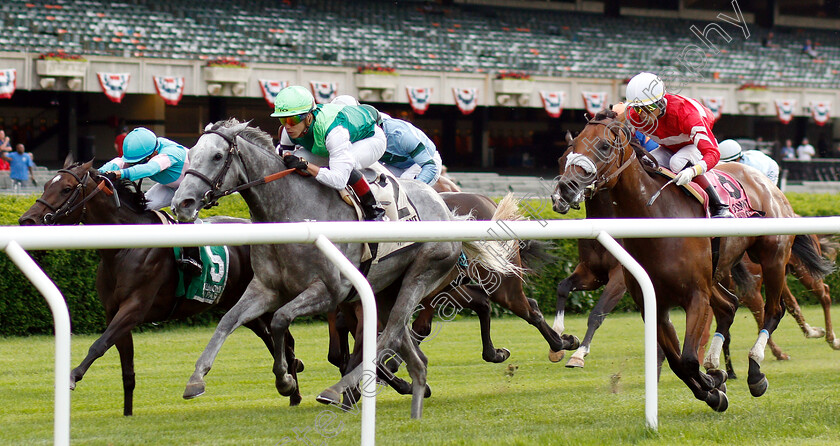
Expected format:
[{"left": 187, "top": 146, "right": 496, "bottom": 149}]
[
  {"left": 581, "top": 118, "right": 637, "bottom": 194},
  {"left": 184, "top": 129, "right": 297, "bottom": 207},
  {"left": 37, "top": 168, "right": 117, "bottom": 225}
]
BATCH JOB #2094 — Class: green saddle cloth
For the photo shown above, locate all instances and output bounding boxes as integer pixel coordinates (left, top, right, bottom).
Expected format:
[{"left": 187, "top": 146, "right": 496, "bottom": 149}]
[{"left": 173, "top": 245, "right": 230, "bottom": 304}]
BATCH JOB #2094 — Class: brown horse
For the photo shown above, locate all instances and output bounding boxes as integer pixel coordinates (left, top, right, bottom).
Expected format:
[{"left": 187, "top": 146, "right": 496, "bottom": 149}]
[
  {"left": 551, "top": 110, "right": 825, "bottom": 411},
  {"left": 18, "top": 160, "right": 302, "bottom": 415}
]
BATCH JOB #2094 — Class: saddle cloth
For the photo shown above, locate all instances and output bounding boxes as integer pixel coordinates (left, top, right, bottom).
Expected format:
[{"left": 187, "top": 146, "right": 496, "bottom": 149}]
[
  {"left": 655, "top": 167, "right": 761, "bottom": 218},
  {"left": 153, "top": 212, "right": 231, "bottom": 304},
  {"left": 340, "top": 163, "right": 420, "bottom": 263}
]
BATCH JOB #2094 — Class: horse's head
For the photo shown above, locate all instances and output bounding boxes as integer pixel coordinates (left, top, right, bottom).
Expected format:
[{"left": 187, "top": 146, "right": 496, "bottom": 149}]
[
  {"left": 173, "top": 119, "right": 256, "bottom": 222},
  {"left": 551, "top": 110, "right": 635, "bottom": 214},
  {"left": 19, "top": 160, "right": 107, "bottom": 226}
]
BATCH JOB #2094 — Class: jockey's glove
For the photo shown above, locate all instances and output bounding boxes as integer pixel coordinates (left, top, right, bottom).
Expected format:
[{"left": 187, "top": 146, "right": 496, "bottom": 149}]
[
  {"left": 283, "top": 154, "right": 309, "bottom": 171},
  {"left": 101, "top": 171, "right": 119, "bottom": 184},
  {"left": 674, "top": 161, "right": 707, "bottom": 186}
]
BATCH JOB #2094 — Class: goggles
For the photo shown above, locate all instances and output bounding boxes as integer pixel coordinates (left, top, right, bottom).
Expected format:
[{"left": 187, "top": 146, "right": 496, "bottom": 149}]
[
  {"left": 278, "top": 113, "right": 308, "bottom": 126},
  {"left": 632, "top": 103, "right": 659, "bottom": 113}
]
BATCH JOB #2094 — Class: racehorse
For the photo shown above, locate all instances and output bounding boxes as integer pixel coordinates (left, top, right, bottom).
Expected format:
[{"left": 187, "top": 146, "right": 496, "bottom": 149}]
[
  {"left": 170, "top": 119, "right": 518, "bottom": 418},
  {"left": 551, "top": 110, "right": 825, "bottom": 411},
  {"left": 18, "top": 160, "right": 303, "bottom": 415}
]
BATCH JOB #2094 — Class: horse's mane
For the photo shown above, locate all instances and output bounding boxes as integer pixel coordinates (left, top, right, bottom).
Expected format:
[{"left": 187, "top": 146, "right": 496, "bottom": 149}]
[
  {"left": 71, "top": 163, "right": 149, "bottom": 213},
  {"left": 209, "top": 118, "right": 275, "bottom": 154}
]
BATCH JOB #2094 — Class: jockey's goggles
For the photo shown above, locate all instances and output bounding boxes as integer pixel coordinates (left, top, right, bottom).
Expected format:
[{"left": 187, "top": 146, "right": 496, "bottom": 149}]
[
  {"left": 631, "top": 103, "right": 659, "bottom": 113},
  {"left": 278, "top": 113, "right": 309, "bottom": 126}
]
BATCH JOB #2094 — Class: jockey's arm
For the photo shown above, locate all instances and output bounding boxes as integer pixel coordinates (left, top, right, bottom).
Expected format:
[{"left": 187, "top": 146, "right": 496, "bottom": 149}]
[
  {"left": 309, "top": 127, "right": 355, "bottom": 189},
  {"left": 410, "top": 143, "right": 440, "bottom": 184},
  {"left": 98, "top": 157, "right": 126, "bottom": 173},
  {"left": 120, "top": 153, "right": 173, "bottom": 181},
  {"left": 682, "top": 118, "right": 719, "bottom": 170}
]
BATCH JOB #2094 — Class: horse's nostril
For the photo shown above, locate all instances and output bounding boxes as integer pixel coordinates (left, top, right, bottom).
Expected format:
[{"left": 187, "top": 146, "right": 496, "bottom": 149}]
[
  {"left": 179, "top": 199, "right": 195, "bottom": 209},
  {"left": 19, "top": 217, "right": 35, "bottom": 226}
]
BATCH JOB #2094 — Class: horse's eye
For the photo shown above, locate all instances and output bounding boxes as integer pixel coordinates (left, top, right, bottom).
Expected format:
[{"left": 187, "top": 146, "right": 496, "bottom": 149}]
[
  {"left": 213, "top": 153, "right": 223, "bottom": 161},
  {"left": 62, "top": 187, "right": 72, "bottom": 194}
]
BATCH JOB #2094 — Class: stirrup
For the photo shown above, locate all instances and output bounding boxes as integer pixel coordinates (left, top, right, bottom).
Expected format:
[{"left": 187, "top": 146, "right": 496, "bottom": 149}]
[
  {"left": 367, "top": 207, "right": 389, "bottom": 222},
  {"left": 711, "top": 206, "right": 734, "bottom": 218},
  {"left": 176, "top": 257, "right": 203, "bottom": 276}
]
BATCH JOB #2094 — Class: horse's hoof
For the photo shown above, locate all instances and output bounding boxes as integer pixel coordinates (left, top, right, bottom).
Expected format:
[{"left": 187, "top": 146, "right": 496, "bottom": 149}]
[
  {"left": 828, "top": 337, "right": 840, "bottom": 350},
  {"left": 484, "top": 348, "right": 510, "bottom": 363},
  {"left": 706, "top": 388, "right": 729, "bottom": 412},
  {"left": 275, "top": 373, "right": 297, "bottom": 397},
  {"left": 805, "top": 325, "right": 826, "bottom": 338},
  {"left": 747, "top": 359, "right": 768, "bottom": 397},
  {"left": 295, "top": 359, "right": 305, "bottom": 373},
  {"left": 565, "top": 355, "right": 585, "bottom": 368},
  {"left": 289, "top": 394, "right": 302, "bottom": 407},
  {"left": 69, "top": 380, "right": 76, "bottom": 391},
  {"left": 707, "top": 369, "right": 728, "bottom": 387},
  {"left": 548, "top": 349, "right": 565, "bottom": 363},
  {"left": 775, "top": 353, "right": 790, "bottom": 361},
  {"left": 561, "top": 333, "right": 581, "bottom": 350},
  {"left": 424, "top": 384, "right": 432, "bottom": 399},
  {"left": 316, "top": 388, "right": 342, "bottom": 406},
  {"left": 183, "top": 381, "right": 206, "bottom": 400}
]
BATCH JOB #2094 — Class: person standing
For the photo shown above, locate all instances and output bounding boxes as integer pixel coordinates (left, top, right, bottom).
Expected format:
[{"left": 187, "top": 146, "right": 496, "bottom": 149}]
[
  {"left": 1, "top": 143, "right": 35, "bottom": 190},
  {"left": 0, "top": 129, "right": 11, "bottom": 171},
  {"left": 796, "top": 137, "right": 816, "bottom": 161},
  {"left": 780, "top": 139, "right": 796, "bottom": 160}
]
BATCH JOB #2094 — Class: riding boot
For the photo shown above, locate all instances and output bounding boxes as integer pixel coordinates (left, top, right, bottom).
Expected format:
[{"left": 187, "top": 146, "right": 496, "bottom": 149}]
[
  {"left": 177, "top": 246, "right": 203, "bottom": 277},
  {"left": 348, "top": 169, "right": 388, "bottom": 221},
  {"left": 693, "top": 173, "right": 733, "bottom": 218}
]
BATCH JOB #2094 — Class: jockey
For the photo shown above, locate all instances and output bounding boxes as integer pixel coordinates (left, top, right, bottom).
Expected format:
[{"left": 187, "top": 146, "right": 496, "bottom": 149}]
[
  {"left": 331, "top": 95, "right": 443, "bottom": 186},
  {"left": 273, "top": 86, "right": 388, "bottom": 221},
  {"left": 98, "top": 127, "right": 202, "bottom": 275},
  {"left": 719, "top": 139, "right": 780, "bottom": 186},
  {"left": 623, "top": 72, "right": 733, "bottom": 218}
]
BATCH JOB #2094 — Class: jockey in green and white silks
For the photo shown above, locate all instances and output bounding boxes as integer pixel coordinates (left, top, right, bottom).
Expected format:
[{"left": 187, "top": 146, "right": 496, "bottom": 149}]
[
  {"left": 98, "top": 127, "right": 190, "bottom": 211},
  {"left": 274, "top": 86, "right": 388, "bottom": 221}
]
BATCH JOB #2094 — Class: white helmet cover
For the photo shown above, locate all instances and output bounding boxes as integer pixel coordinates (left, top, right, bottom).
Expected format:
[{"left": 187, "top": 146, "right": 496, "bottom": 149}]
[
  {"left": 626, "top": 72, "right": 666, "bottom": 106},
  {"left": 718, "top": 139, "right": 743, "bottom": 162}
]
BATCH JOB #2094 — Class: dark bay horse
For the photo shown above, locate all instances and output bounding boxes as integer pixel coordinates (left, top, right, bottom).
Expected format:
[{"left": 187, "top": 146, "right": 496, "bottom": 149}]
[
  {"left": 171, "top": 119, "right": 518, "bottom": 418},
  {"left": 551, "top": 110, "right": 824, "bottom": 411},
  {"left": 18, "top": 160, "right": 302, "bottom": 415}
]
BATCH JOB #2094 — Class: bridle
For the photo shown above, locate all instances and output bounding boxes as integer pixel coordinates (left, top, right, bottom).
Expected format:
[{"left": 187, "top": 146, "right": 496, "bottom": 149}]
[
  {"left": 184, "top": 128, "right": 298, "bottom": 208},
  {"left": 36, "top": 168, "right": 117, "bottom": 225},
  {"left": 565, "top": 117, "right": 637, "bottom": 199}
]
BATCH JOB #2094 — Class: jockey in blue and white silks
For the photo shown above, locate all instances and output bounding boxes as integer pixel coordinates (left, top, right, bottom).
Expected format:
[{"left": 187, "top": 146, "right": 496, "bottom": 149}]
[
  {"left": 98, "top": 127, "right": 190, "bottom": 211},
  {"left": 378, "top": 113, "right": 442, "bottom": 185},
  {"left": 718, "top": 139, "right": 780, "bottom": 186}
]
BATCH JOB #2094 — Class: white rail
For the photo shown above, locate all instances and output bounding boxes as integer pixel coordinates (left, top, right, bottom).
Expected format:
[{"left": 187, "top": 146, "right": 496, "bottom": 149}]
[{"left": 3, "top": 216, "right": 840, "bottom": 444}]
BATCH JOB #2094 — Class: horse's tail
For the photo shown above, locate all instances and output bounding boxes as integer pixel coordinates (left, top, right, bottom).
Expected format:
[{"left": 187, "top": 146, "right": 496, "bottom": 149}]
[
  {"left": 818, "top": 235, "right": 840, "bottom": 262},
  {"left": 730, "top": 259, "right": 757, "bottom": 297},
  {"left": 792, "top": 234, "right": 836, "bottom": 280},
  {"left": 459, "top": 193, "right": 526, "bottom": 277}
]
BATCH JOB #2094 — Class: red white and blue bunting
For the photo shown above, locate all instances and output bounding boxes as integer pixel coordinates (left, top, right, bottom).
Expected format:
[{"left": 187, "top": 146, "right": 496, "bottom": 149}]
[
  {"left": 406, "top": 86, "right": 432, "bottom": 115},
  {"left": 810, "top": 101, "right": 831, "bottom": 126},
  {"left": 310, "top": 81, "right": 338, "bottom": 104},
  {"left": 0, "top": 69, "right": 16, "bottom": 99},
  {"left": 581, "top": 91, "right": 607, "bottom": 116},
  {"left": 96, "top": 72, "right": 130, "bottom": 103},
  {"left": 453, "top": 87, "right": 478, "bottom": 115},
  {"left": 259, "top": 80, "right": 289, "bottom": 107},
  {"left": 701, "top": 96, "right": 724, "bottom": 121},
  {"left": 153, "top": 76, "right": 185, "bottom": 106},
  {"left": 539, "top": 90, "right": 565, "bottom": 118},
  {"left": 774, "top": 99, "right": 796, "bottom": 125}
]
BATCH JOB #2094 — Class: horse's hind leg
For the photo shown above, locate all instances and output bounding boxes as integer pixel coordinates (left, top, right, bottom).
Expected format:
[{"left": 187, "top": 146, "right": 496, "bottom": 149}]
[
  {"left": 398, "top": 328, "right": 429, "bottom": 419},
  {"left": 448, "top": 285, "right": 510, "bottom": 363},
  {"left": 114, "top": 334, "right": 135, "bottom": 416},
  {"left": 184, "top": 281, "right": 280, "bottom": 399},
  {"left": 568, "top": 265, "right": 625, "bottom": 368},
  {"left": 791, "top": 263, "right": 838, "bottom": 346},
  {"left": 749, "top": 257, "right": 789, "bottom": 398}
]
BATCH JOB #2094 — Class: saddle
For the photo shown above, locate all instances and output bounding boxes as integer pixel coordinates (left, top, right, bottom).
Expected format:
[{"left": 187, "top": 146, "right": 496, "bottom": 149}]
[{"left": 654, "top": 167, "right": 762, "bottom": 218}]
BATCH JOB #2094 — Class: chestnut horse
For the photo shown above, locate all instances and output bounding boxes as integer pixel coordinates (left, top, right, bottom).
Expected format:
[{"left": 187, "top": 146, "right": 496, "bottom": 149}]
[
  {"left": 551, "top": 110, "right": 825, "bottom": 411},
  {"left": 18, "top": 161, "right": 302, "bottom": 415}
]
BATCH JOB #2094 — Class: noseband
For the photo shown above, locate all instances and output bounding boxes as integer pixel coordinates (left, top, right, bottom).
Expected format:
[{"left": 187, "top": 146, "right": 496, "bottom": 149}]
[
  {"left": 571, "top": 118, "right": 637, "bottom": 197},
  {"left": 37, "top": 168, "right": 117, "bottom": 225},
  {"left": 183, "top": 129, "right": 241, "bottom": 208}
]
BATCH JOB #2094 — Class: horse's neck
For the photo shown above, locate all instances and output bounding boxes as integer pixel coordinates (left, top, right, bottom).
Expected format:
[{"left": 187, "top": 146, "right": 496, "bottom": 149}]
[
  {"left": 610, "top": 161, "right": 666, "bottom": 218},
  {"left": 84, "top": 194, "right": 160, "bottom": 225},
  {"left": 585, "top": 193, "right": 616, "bottom": 218},
  {"left": 236, "top": 141, "right": 299, "bottom": 222}
]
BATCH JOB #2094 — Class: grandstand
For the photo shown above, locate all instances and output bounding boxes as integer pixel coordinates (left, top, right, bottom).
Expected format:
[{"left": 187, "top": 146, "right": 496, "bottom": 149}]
[{"left": 0, "top": 0, "right": 839, "bottom": 192}]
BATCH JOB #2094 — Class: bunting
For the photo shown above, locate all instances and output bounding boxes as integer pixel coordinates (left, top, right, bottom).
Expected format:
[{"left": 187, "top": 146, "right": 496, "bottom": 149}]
[
  {"left": 0, "top": 69, "right": 16, "bottom": 99},
  {"left": 701, "top": 96, "right": 724, "bottom": 121},
  {"left": 539, "top": 91, "right": 565, "bottom": 118},
  {"left": 453, "top": 88, "right": 478, "bottom": 115},
  {"left": 811, "top": 101, "right": 831, "bottom": 126},
  {"left": 406, "top": 86, "right": 432, "bottom": 115},
  {"left": 774, "top": 99, "right": 796, "bottom": 125},
  {"left": 153, "top": 76, "right": 185, "bottom": 106},
  {"left": 310, "top": 81, "right": 338, "bottom": 104},
  {"left": 259, "top": 80, "right": 289, "bottom": 107},
  {"left": 96, "top": 72, "right": 130, "bottom": 103},
  {"left": 581, "top": 91, "right": 608, "bottom": 116}
]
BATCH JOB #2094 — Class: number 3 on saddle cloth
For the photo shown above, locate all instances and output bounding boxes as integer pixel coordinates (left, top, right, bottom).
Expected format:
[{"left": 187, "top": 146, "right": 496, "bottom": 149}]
[
  {"left": 656, "top": 167, "right": 763, "bottom": 219},
  {"left": 173, "top": 245, "right": 230, "bottom": 304}
]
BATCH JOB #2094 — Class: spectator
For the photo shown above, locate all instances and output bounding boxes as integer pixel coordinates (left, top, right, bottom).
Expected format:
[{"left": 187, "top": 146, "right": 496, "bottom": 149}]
[
  {"left": 114, "top": 130, "right": 128, "bottom": 158},
  {"left": 1, "top": 143, "right": 36, "bottom": 190},
  {"left": 762, "top": 32, "right": 779, "bottom": 49},
  {"left": 797, "top": 137, "right": 816, "bottom": 160},
  {"left": 780, "top": 139, "right": 796, "bottom": 160},
  {"left": 0, "top": 129, "right": 11, "bottom": 171},
  {"left": 803, "top": 39, "right": 819, "bottom": 59}
]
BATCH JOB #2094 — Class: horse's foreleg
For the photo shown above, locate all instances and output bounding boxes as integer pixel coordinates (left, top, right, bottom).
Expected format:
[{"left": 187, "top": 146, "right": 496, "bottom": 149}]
[
  {"left": 184, "top": 281, "right": 279, "bottom": 400},
  {"left": 704, "top": 285, "right": 739, "bottom": 370},
  {"left": 452, "top": 285, "right": 509, "bottom": 363},
  {"left": 398, "top": 328, "right": 428, "bottom": 419},
  {"left": 114, "top": 333, "right": 135, "bottom": 416},
  {"left": 782, "top": 283, "right": 825, "bottom": 339},
  {"left": 568, "top": 266, "right": 626, "bottom": 368},
  {"left": 749, "top": 262, "right": 788, "bottom": 398},
  {"left": 553, "top": 262, "right": 603, "bottom": 361}
]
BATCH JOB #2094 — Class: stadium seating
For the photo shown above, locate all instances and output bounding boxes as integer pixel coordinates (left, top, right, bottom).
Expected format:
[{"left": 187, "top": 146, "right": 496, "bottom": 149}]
[{"left": 1, "top": 0, "right": 839, "bottom": 88}]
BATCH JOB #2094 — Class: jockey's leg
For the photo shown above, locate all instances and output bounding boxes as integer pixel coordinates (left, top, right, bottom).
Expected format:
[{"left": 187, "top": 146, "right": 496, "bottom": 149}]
[
  {"left": 348, "top": 169, "right": 388, "bottom": 221},
  {"left": 693, "top": 173, "right": 733, "bottom": 218},
  {"left": 177, "top": 247, "right": 203, "bottom": 277},
  {"left": 145, "top": 183, "right": 204, "bottom": 275}
]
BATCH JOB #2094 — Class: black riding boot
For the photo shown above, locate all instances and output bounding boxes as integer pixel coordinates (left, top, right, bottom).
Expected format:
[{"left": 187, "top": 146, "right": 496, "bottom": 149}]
[
  {"left": 177, "top": 246, "right": 203, "bottom": 276},
  {"left": 690, "top": 171, "right": 733, "bottom": 218},
  {"left": 349, "top": 169, "right": 388, "bottom": 221}
]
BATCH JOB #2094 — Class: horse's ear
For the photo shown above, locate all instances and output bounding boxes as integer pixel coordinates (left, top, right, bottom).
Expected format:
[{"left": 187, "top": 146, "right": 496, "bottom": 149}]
[
  {"left": 565, "top": 130, "right": 573, "bottom": 145},
  {"left": 228, "top": 120, "right": 251, "bottom": 135},
  {"left": 82, "top": 159, "right": 95, "bottom": 172},
  {"left": 203, "top": 122, "right": 214, "bottom": 132},
  {"left": 63, "top": 152, "right": 75, "bottom": 168}
]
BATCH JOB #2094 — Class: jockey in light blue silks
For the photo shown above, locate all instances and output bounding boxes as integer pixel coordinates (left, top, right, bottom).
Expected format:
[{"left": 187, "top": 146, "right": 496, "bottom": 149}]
[
  {"left": 98, "top": 127, "right": 202, "bottom": 275},
  {"left": 332, "top": 95, "right": 442, "bottom": 186},
  {"left": 718, "top": 139, "right": 780, "bottom": 186}
]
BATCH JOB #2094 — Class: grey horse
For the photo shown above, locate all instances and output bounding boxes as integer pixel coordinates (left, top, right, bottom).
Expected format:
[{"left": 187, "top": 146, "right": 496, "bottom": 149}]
[{"left": 171, "top": 119, "right": 517, "bottom": 418}]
